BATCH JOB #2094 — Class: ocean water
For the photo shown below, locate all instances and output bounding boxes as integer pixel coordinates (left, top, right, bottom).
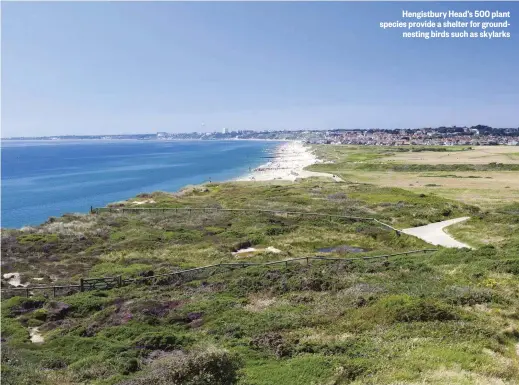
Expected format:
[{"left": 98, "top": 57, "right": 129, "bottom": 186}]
[{"left": 1, "top": 140, "right": 281, "bottom": 229}]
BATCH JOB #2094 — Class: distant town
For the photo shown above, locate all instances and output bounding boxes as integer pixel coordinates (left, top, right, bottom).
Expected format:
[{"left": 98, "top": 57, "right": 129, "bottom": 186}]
[{"left": 5, "top": 125, "right": 519, "bottom": 146}]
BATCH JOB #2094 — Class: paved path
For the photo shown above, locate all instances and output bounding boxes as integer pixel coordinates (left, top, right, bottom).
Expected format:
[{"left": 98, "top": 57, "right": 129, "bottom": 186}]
[{"left": 401, "top": 217, "right": 473, "bottom": 249}]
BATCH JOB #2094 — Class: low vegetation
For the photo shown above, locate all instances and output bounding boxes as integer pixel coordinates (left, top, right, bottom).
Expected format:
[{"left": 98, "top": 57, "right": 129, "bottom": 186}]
[
  {"left": 309, "top": 145, "right": 519, "bottom": 208},
  {"left": 2, "top": 145, "right": 519, "bottom": 384}
]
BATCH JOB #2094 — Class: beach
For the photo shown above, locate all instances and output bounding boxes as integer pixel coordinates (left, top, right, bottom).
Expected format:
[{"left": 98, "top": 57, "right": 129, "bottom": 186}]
[{"left": 236, "top": 141, "right": 341, "bottom": 182}]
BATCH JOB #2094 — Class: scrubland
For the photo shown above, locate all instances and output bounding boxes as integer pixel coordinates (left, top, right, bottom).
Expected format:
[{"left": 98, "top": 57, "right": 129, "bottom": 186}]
[{"left": 2, "top": 145, "right": 519, "bottom": 385}]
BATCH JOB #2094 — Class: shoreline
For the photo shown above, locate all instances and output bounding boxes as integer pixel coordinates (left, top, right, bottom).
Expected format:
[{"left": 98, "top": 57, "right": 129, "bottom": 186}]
[
  {"left": 235, "top": 141, "right": 341, "bottom": 182},
  {"left": 2, "top": 141, "right": 336, "bottom": 230}
]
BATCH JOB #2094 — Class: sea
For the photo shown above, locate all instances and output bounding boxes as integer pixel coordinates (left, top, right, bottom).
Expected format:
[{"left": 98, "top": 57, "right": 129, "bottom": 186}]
[{"left": 1, "top": 140, "right": 281, "bottom": 229}]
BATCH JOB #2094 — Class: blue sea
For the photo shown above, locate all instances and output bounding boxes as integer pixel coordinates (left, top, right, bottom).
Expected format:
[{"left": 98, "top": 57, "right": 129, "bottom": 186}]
[{"left": 1, "top": 140, "right": 281, "bottom": 229}]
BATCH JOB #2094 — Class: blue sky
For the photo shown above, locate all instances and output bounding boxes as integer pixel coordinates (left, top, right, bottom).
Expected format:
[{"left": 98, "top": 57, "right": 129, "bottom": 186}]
[{"left": 2, "top": 1, "right": 518, "bottom": 137}]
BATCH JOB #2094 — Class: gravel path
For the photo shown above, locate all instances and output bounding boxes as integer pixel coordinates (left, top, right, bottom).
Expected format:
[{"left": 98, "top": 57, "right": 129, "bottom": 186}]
[{"left": 401, "top": 217, "right": 473, "bottom": 249}]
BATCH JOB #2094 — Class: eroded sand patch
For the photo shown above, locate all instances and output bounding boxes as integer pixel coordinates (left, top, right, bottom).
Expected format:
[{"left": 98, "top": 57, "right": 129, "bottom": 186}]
[
  {"left": 3, "top": 272, "right": 29, "bottom": 287},
  {"left": 29, "top": 327, "right": 44, "bottom": 343},
  {"left": 232, "top": 246, "right": 282, "bottom": 256},
  {"left": 132, "top": 199, "right": 156, "bottom": 205}
]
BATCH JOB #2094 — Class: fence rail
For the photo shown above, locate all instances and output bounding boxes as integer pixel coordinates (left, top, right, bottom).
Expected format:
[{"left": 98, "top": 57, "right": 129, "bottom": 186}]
[
  {"left": 1, "top": 249, "right": 436, "bottom": 299},
  {"left": 91, "top": 206, "right": 401, "bottom": 232}
]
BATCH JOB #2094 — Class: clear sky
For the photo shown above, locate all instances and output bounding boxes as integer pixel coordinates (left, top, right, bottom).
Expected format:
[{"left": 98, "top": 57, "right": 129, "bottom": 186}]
[{"left": 2, "top": 1, "right": 518, "bottom": 137}]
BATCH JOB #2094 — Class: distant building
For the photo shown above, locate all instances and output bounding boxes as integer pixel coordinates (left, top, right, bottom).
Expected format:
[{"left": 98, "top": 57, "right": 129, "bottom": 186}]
[
  {"left": 222, "top": 128, "right": 229, "bottom": 134},
  {"left": 157, "top": 132, "right": 167, "bottom": 138}
]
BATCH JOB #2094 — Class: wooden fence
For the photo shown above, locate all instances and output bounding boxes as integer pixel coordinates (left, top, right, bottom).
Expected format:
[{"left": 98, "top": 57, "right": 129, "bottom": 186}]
[
  {"left": 90, "top": 206, "right": 401, "bottom": 233},
  {"left": 1, "top": 249, "right": 436, "bottom": 299}
]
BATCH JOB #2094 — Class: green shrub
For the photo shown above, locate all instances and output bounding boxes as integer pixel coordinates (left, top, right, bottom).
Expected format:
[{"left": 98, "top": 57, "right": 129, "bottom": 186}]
[
  {"left": 286, "top": 269, "right": 343, "bottom": 292},
  {"left": 1, "top": 316, "right": 29, "bottom": 343},
  {"left": 2, "top": 296, "right": 46, "bottom": 317},
  {"left": 265, "top": 226, "right": 293, "bottom": 236},
  {"left": 377, "top": 295, "right": 459, "bottom": 322},
  {"left": 26, "top": 318, "right": 44, "bottom": 327},
  {"left": 442, "top": 286, "right": 494, "bottom": 306},
  {"left": 18, "top": 234, "right": 59, "bottom": 244},
  {"left": 117, "top": 346, "right": 242, "bottom": 385},
  {"left": 249, "top": 332, "right": 293, "bottom": 358},
  {"left": 164, "top": 229, "right": 203, "bottom": 243},
  {"left": 1, "top": 347, "right": 52, "bottom": 385},
  {"left": 494, "top": 258, "right": 519, "bottom": 275},
  {"left": 134, "top": 332, "right": 189, "bottom": 351},
  {"left": 205, "top": 226, "right": 225, "bottom": 235},
  {"left": 69, "top": 355, "right": 134, "bottom": 382},
  {"left": 66, "top": 291, "right": 112, "bottom": 317},
  {"left": 31, "top": 308, "right": 48, "bottom": 321},
  {"left": 332, "top": 359, "right": 372, "bottom": 382}
]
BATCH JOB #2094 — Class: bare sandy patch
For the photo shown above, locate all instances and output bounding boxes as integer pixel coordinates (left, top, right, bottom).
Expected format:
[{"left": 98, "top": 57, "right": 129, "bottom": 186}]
[
  {"left": 232, "top": 247, "right": 258, "bottom": 255},
  {"left": 232, "top": 246, "right": 282, "bottom": 257},
  {"left": 3, "top": 272, "right": 29, "bottom": 287},
  {"left": 29, "top": 327, "right": 44, "bottom": 343},
  {"left": 132, "top": 199, "right": 156, "bottom": 205}
]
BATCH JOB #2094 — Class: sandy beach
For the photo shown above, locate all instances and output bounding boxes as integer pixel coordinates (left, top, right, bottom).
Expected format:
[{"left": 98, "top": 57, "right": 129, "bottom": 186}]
[{"left": 236, "top": 141, "right": 341, "bottom": 182}]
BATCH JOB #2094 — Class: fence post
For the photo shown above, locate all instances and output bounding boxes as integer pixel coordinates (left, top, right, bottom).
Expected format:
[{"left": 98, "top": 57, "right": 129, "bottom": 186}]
[
  {"left": 306, "top": 257, "right": 309, "bottom": 265},
  {"left": 26, "top": 288, "right": 30, "bottom": 298},
  {"left": 118, "top": 276, "right": 122, "bottom": 287},
  {"left": 285, "top": 261, "right": 288, "bottom": 269},
  {"left": 53, "top": 286, "right": 57, "bottom": 298},
  {"left": 80, "top": 278, "right": 84, "bottom": 292}
]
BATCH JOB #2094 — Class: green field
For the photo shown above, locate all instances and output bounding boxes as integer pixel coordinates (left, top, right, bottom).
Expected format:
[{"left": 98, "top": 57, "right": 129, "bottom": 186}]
[
  {"left": 2, "top": 145, "right": 519, "bottom": 385},
  {"left": 308, "top": 145, "right": 519, "bottom": 208}
]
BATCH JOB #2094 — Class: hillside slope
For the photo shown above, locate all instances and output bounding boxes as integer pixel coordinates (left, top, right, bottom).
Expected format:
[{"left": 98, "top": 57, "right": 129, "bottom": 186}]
[{"left": 2, "top": 148, "right": 519, "bottom": 385}]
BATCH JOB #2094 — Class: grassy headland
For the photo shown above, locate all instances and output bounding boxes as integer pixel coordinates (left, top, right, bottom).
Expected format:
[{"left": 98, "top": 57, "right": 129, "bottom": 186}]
[
  {"left": 309, "top": 145, "right": 519, "bottom": 208},
  {"left": 2, "top": 145, "right": 519, "bottom": 385}
]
